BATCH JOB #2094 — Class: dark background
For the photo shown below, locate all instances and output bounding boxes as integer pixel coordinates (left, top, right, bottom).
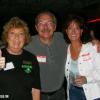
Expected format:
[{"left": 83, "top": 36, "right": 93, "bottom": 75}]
[{"left": 0, "top": 0, "right": 100, "bottom": 38}]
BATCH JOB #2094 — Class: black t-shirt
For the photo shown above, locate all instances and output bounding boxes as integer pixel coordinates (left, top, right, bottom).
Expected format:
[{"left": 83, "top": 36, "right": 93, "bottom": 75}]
[{"left": 0, "top": 48, "right": 41, "bottom": 100}]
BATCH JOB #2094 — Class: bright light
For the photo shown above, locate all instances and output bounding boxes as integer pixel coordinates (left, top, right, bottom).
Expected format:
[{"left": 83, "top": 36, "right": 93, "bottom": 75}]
[{"left": 87, "top": 18, "right": 100, "bottom": 23}]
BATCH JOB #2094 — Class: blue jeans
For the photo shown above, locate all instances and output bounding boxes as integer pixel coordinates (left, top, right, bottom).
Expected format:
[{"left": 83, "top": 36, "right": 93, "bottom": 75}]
[{"left": 69, "top": 85, "right": 86, "bottom": 100}]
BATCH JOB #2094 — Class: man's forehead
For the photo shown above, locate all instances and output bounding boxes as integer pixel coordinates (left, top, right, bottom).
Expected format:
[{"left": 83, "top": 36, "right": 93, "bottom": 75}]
[{"left": 38, "top": 19, "right": 53, "bottom": 23}]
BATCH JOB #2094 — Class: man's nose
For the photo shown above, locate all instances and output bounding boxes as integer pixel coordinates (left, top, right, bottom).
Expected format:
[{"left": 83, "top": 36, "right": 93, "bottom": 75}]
[{"left": 44, "top": 23, "right": 49, "bottom": 28}]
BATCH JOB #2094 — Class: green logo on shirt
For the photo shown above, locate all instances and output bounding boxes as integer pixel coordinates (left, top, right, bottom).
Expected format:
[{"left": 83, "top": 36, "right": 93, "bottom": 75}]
[{"left": 22, "top": 65, "right": 32, "bottom": 74}]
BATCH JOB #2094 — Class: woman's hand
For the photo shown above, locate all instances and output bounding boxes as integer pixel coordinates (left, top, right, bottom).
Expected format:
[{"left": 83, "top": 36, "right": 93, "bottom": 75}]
[
  {"left": 0, "top": 49, "right": 5, "bottom": 69},
  {"left": 74, "top": 75, "right": 87, "bottom": 86}
]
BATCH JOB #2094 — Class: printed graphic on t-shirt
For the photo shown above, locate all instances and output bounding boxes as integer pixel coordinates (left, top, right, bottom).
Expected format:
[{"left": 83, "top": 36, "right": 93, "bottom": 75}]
[{"left": 22, "top": 60, "right": 32, "bottom": 74}]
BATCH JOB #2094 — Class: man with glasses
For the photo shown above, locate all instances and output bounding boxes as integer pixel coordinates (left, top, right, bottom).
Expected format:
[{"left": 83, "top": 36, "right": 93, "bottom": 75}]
[{"left": 25, "top": 11, "right": 67, "bottom": 100}]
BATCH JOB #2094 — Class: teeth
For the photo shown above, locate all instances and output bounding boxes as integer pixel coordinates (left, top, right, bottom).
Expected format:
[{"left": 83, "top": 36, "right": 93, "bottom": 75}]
[{"left": 71, "top": 35, "right": 76, "bottom": 36}]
